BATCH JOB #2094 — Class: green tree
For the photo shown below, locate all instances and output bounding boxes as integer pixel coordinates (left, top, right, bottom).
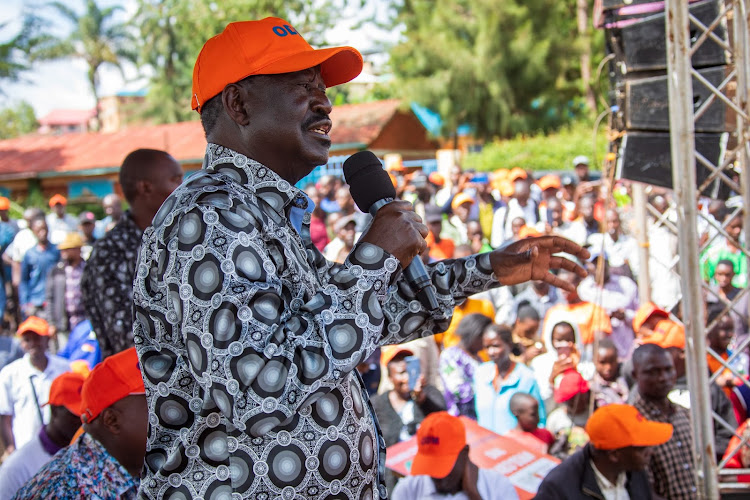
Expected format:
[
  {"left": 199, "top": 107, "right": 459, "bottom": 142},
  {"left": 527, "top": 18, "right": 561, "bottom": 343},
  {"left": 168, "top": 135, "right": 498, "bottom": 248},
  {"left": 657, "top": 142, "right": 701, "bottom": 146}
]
[
  {"left": 0, "top": 101, "right": 38, "bottom": 139},
  {"left": 389, "top": 0, "right": 586, "bottom": 140},
  {"left": 31, "top": 0, "right": 136, "bottom": 126},
  {"left": 133, "top": 0, "right": 344, "bottom": 124},
  {"left": 0, "top": 16, "right": 44, "bottom": 84}
]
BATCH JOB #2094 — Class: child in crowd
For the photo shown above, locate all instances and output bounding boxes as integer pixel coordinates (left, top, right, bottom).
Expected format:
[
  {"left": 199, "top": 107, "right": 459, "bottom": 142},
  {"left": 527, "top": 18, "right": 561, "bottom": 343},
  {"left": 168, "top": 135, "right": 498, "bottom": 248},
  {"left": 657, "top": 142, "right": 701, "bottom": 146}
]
[
  {"left": 547, "top": 369, "right": 591, "bottom": 459},
  {"left": 505, "top": 392, "right": 555, "bottom": 454},
  {"left": 590, "top": 337, "right": 629, "bottom": 407}
]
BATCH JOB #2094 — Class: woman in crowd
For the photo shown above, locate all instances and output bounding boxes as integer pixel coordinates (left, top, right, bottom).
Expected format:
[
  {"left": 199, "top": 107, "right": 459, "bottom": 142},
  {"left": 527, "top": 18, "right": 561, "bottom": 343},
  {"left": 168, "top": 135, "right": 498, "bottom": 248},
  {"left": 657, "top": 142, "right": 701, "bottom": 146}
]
[
  {"left": 474, "top": 323, "right": 546, "bottom": 434},
  {"left": 439, "top": 313, "right": 492, "bottom": 418}
]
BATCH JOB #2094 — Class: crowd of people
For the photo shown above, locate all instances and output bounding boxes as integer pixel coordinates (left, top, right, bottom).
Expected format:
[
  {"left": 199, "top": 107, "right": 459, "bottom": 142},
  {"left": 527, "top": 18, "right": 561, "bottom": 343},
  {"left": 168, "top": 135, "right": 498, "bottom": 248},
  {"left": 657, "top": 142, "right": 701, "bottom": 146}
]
[
  {"left": 0, "top": 15, "right": 747, "bottom": 500},
  {"left": 0, "top": 149, "right": 746, "bottom": 498}
]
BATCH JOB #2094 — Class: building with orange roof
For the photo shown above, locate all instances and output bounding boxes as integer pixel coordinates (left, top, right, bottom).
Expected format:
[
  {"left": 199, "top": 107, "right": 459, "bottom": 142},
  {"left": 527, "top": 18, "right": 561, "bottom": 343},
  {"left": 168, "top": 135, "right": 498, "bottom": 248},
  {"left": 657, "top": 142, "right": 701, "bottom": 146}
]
[{"left": 0, "top": 99, "right": 439, "bottom": 202}]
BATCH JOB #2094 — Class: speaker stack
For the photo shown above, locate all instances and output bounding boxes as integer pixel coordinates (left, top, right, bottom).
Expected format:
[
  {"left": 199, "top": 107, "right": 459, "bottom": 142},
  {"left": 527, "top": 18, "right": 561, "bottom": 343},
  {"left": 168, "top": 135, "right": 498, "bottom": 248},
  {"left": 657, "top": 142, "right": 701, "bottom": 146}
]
[{"left": 601, "top": 0, "right": 733, "bottom": 199}]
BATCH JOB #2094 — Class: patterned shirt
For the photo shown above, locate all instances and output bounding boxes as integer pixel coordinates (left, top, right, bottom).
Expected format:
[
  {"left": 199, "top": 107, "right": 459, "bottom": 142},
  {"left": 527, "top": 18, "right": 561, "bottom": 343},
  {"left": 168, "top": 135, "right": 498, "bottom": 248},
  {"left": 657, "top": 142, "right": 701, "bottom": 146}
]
[
  {"left": 634, "top": 396, "right": 697, "bottom": 499},
  {"left": 439, "top": 346, "right": 480, "bottom": 417},
  {"left": 12, "top": 432, "right": 138, "bottom": 499},
  {"left": 64, "top": 261, "right": 86, "bottom": 329},
  {"left": 132, "top": 144, "right": 499, "bottom": 499},
  {"left": 81, "top": 211, "right": 143, "bottom": 359}
]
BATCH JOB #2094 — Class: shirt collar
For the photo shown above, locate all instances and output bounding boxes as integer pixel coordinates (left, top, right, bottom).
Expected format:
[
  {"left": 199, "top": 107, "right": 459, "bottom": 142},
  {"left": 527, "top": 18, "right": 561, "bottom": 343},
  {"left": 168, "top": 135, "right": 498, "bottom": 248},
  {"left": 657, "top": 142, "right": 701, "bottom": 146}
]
[
  {"left": 591, "top": 459, "right": 628, "bottom": 492},
  {"left": 202, "top": 143, "right": 309, "bottom": 216}
]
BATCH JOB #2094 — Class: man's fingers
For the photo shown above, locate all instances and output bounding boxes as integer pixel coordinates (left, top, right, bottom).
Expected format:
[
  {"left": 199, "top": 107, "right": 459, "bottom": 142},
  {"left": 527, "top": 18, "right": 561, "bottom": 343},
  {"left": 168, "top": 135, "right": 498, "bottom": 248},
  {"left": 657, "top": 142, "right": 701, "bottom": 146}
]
[
  {"left": 541, "top": 271, "right": 577, "bottom": 292},
  {"left": 544, "top": 236, "right": 590, "bottom": 261},
  {"left": 548, "top": 255, "right": 587, "bottom": 277}
]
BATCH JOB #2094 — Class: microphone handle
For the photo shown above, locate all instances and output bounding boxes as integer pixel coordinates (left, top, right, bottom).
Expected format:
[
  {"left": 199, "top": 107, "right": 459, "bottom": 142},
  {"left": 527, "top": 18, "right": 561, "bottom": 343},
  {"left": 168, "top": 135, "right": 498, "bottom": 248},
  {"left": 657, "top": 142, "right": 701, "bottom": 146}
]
[{"left": 368, "top": 199, "right": 440, "bottom": 312}]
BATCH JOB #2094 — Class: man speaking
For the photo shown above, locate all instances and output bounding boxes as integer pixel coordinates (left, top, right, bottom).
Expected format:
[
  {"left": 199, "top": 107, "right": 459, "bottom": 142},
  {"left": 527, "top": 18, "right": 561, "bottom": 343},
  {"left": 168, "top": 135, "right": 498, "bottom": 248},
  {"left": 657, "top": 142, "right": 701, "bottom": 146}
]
[{"left": 132, "top": 17, "right": 589, "bottom": 499}]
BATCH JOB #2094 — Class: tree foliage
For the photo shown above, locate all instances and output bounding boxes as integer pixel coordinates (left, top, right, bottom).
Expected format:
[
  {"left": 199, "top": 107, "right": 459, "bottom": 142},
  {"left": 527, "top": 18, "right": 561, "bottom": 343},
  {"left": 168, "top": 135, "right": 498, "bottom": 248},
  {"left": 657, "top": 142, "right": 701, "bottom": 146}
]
[
  {"left": 389, "top": 0, "right": 588, "bottom": 140},
  {"left": 0, "top": 16, "right": 44, "bottom": 85},
  {"left": 132, "top": 0, "right": 345, "bottom": 124},
  {"left": 0, "top": 101, "right": 38, "bottom": 139},
  {"left": 31, "top": 0, "right": 136, "bottom": 125}
]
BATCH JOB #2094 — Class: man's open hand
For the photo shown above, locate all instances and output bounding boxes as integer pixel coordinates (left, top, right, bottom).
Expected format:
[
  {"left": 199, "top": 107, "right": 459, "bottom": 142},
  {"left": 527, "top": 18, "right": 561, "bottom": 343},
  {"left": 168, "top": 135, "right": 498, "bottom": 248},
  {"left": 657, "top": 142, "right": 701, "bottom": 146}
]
[{"left": 489, "top": 236, "right": 590, "bottom": 292}]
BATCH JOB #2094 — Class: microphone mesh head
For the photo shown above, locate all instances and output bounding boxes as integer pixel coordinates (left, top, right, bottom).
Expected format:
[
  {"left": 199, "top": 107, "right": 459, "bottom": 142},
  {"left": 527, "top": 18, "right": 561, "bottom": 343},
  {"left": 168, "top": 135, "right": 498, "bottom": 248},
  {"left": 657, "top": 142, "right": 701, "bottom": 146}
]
[{"left": 343, "top": 151, "right": 396, "bottom": 213}]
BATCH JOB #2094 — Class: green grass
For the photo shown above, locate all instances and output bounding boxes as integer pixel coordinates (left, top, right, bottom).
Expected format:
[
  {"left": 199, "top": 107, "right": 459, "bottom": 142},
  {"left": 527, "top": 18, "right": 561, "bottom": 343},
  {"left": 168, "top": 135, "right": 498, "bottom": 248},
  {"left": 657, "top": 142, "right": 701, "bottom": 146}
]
[{"left": 463, "top": 119, "right": 609, "bottom": 172}]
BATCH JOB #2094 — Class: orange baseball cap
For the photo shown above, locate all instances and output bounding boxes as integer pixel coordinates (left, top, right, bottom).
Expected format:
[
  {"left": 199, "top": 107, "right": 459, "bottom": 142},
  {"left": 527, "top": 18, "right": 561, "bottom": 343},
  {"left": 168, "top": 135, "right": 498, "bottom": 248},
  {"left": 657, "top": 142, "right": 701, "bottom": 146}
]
[
  {"left": 0, "top": 197, "right": 9, "bottom": 210},
  {"left": 410, "top": 412, "right": 467, "bottom": 478},
  {"left": 80, "top": 347, "right": 145, "bottom": 423},
  {"left": 192, "top": 17, "right": 363, "bottom": 112},
  {"left": 451, "top": 192, "right": 475, "bottom": 210},
  {"left": 48, "top": 194, "right": 67, "bottom": 207},
  {"left": 537, "top": 174, "right": 561, "bottom": 191},
  {"left": 509, "top": 167, "right": 528, "bottom": 181},
  {"left": 633, "top": 302, "right": 670, "bottom": 333},
  {"left": 498, "top": 180, "right": 515, "bottom": 197},
  {"left": 641, "top": 319, "right": 686, "bottom": 350},
  {"left": 381, "top": 346, "right": 414, "bottom": 366},
  {"left": 16, "top": 316, "right": 50, "bottom": 337},
  {"left": 518, "top": 225, "right": 542, "bottom": 239},
  {"left": 586, "top": 404, "right": 673, "bottom": 450},
  {"left": 46, "top": 372, "right": 86, "bottom": 417},
  {"left": 428, "top": 172, "right": 445, "bottom": 187}
]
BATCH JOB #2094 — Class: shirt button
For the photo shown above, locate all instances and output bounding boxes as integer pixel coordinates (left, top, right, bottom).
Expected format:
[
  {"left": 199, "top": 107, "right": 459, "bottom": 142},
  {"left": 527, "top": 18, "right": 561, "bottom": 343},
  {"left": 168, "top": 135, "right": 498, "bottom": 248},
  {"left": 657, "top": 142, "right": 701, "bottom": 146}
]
[
  {"left": 676, "top": 441, "right": 682, "bottom": 447},
  {"left": 684, "top": 464, "right": 690, "bottom": 470}
]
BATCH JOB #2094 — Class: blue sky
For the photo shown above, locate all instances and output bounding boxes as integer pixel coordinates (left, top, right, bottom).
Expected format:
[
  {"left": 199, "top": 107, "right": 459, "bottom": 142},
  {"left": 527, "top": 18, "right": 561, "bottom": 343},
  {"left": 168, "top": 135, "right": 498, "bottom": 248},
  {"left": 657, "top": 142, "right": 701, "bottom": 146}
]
[{"left": 1, "top": 0, "right": 397, "bottom": 119}]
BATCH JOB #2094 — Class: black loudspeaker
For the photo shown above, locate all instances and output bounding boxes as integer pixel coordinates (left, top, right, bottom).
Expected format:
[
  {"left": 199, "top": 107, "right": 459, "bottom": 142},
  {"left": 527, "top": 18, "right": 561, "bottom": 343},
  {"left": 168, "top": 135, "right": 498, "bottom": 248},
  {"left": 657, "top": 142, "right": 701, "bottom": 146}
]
[
  {"left": 610, "top": 0, "right": 727, "bottom": 73},
  {"left": 619, "top": 66, "right": 729, "bottom": 132},
  {"left": 616, "top": 132, "right": 732, "bottom": 199}
]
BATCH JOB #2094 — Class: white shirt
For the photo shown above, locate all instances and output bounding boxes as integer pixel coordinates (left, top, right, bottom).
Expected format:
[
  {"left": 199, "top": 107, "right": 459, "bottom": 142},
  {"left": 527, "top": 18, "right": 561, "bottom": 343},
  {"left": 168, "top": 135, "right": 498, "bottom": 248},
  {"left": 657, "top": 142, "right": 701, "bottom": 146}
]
[
  {"left": 590, "top": 460, "right": 630, "bottom": 500},
  {"left": 587, "top": 232, "right": 640, "bottom": 277},
  {"left": 491, "top": 199, "right": 539, "bottom": 247},
  {"left": 0, "top": 430, "right": 54, "bottom": 500},
  {"left": 45, "top": 213, "right": 78, "bottom": 246},
  {"left": 392, "top": 468, "right": 519, "bottom": 500},
  {"left": 0, "top": 354, "right": 70, "bottom": 449},
  {"left": 5, "top": 228, "right": 37, "bottom": 263}
]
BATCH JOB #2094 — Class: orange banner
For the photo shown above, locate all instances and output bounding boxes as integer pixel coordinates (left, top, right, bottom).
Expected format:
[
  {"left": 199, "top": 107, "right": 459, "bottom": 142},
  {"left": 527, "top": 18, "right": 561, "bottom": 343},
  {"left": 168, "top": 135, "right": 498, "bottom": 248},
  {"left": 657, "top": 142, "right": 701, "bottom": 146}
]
[{"left": 385, "top": 417, "right": 560, "bottom": 499}]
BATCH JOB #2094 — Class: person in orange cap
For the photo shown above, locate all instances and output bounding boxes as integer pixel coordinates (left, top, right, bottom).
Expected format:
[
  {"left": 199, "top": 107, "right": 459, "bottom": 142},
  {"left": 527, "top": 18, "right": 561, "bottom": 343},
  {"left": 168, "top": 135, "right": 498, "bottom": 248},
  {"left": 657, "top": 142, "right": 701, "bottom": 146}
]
[
  {"left": 443, "top": 192, "right": 475, "bottom": 245},
  {"left": 391, "top": 411, "right": 518, "bottom": 499},
  {"left": 491, "top": 178, "right": 540, "bottom": 247},
  {"left": 0, "top": 371, "right": 84, "bottom": 498},
  {"left": 536, "top": 403, "right": 672, "bottom": 499},
  {"left": 0, "top": 316, "right": 69, "bottom": 458},
  {"left": 132, "top": 15, "right": 590, "bottom": 500},
  {"left": 14, "top": 347, "right": 146, "bottom": 499},
  {"left": 45, "top": 194, "right": 77, "bottom": 246},
  {"left": 371, "top": 346, "right": 445, "bottom": 492}
]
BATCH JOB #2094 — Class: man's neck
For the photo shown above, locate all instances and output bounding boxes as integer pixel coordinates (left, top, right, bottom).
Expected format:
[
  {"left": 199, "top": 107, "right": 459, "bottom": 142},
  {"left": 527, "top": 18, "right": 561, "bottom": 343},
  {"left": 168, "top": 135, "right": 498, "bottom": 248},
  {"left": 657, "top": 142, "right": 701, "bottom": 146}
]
[
  {"left": 30, "top": 353, "right": 48, "bottom": 372},
  {"left": 591, "top": 454, "right": 622, "bottom": 485},
  {"left": 643, "top": 394, "right": 672, "bottom": 413},
  {"left": 129, "top": 208, "right": 153, "bottom": 231},
  {"left": 44, "top": 423, "right": 71, "bottom": 448}
]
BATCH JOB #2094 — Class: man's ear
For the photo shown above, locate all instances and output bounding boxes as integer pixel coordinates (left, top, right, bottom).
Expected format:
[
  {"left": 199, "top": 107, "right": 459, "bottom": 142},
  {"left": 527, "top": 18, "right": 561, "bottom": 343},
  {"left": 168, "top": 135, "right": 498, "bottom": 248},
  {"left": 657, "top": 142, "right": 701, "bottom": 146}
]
[
  {"left": 222, "top": 83, "right": 250, "bottom": 126},
  {"left": 100, "top": 407, "right": 121, "bottom": 435}
]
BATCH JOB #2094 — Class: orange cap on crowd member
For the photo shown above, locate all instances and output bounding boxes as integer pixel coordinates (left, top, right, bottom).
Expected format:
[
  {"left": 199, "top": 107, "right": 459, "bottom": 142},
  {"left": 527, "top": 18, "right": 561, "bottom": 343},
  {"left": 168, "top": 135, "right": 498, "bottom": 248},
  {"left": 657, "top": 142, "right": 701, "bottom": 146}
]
[
  {"left": 80, "top": 347, "right": 145, "bottom": 423},
  {"left": 451, "top": 192, "right": 475, "bottom": 210},
  {"left": 428, "top": 172, "right": 445, "bottom": 187},
  {"left": 191, "top": 17, "right": 363, "bottom": 112},
  {"left": 0, "top": 197, "right": 9, "bottom": 210},
  {"left": 498, "top": 180, "right": 515, "bottom": 197},
  {"left": 518, "top": 225, "right": 542, "bottom": 239},
  {"left": 410, "top": 412, "right": 467, "bottom": 478},
  {"left": 632, "top": 302, "right": 670, "bottom": 333},
  {"left": 381, "top": 346, "right": 414, "bottom": 367},
  {"left": 586, "top": 404, "right": 673, "bottom": 450},
  {"left": 16, "top": 316, "right": 50, "bottom": 337},
  {"left": 48, "top": 194, "right": 67, "bottom": 207},
  {"left": 45, "top": 372, "right": 86, "bottom": 417},
  {"left": 537, "top": 174, "right": 561, "bottom": 191},
  {"left": 641, "top": 320, "right": 686, "bottom": 350},
  {"left": 509, "top": 167, "right": 528, "bottom": 181}
]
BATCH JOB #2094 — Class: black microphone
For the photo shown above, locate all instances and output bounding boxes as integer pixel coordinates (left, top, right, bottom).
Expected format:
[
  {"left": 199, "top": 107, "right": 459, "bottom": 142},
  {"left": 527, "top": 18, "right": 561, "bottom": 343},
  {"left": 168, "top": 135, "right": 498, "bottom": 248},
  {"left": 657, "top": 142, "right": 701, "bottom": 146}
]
[{"left": 343, "top": 151, "right": 440, "bottom": 312}]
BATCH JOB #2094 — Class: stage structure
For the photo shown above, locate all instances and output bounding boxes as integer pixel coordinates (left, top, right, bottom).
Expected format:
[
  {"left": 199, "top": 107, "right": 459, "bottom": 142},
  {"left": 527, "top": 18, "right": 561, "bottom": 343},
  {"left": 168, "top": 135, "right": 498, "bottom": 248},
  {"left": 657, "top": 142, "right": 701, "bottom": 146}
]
[{"left": 603, "top": 0, "right": 750, "bottom": 497}]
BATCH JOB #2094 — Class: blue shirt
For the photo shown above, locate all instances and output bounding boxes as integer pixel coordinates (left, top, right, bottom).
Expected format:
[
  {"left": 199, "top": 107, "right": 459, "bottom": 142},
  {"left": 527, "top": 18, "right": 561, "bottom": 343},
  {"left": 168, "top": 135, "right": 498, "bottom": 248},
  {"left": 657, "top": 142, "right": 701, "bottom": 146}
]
[
  {"left": 473, "top": 361, "right": 546, "bottom": 434},
  {"left": 19, "top": 244, "right": 60, "bottom": 307}
]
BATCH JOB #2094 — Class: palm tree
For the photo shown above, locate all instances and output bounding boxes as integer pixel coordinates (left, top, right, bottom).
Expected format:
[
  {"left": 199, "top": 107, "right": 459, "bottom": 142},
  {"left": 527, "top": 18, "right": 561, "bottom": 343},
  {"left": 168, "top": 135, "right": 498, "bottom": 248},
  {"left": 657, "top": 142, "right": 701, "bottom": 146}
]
[
  {"left": 0, "top": 16, "right": 43, "bottom": 84},
  {"left": 32, "top": 0, "right": 135, "bottom": 128}
]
